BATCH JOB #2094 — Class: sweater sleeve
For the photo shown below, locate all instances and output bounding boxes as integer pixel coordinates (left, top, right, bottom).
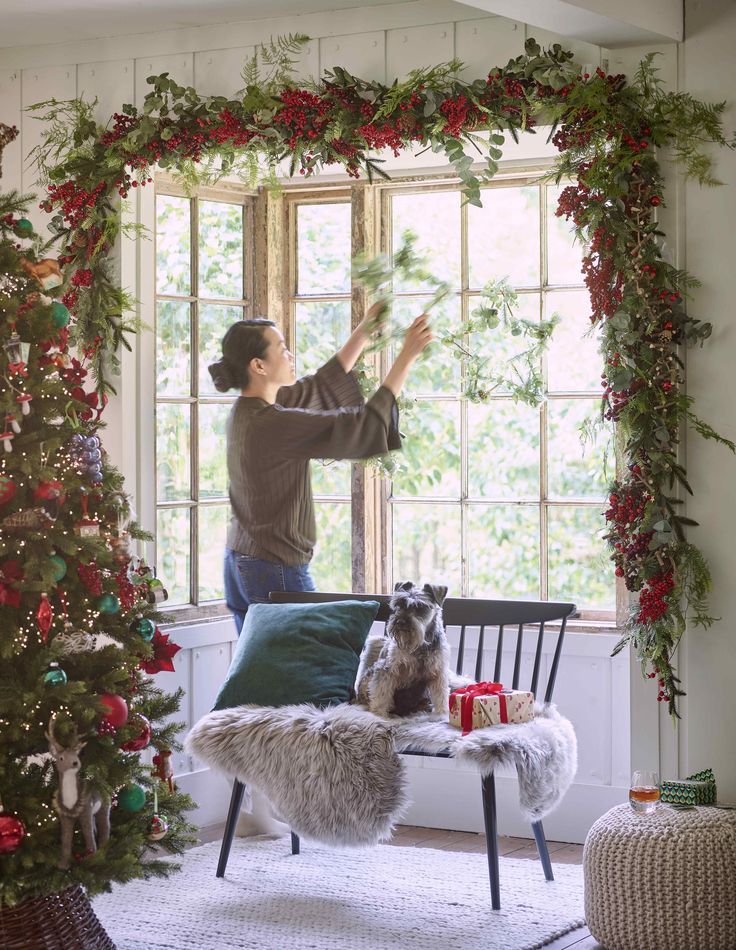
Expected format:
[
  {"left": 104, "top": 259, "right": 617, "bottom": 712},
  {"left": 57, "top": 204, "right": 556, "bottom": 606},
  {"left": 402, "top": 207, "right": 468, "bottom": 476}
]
[
  {"left": 276, "top": 355, "right": 365, "bottom": 411},
  {"left": 260, "top": 386, "right": 401, "bottom": 461}
]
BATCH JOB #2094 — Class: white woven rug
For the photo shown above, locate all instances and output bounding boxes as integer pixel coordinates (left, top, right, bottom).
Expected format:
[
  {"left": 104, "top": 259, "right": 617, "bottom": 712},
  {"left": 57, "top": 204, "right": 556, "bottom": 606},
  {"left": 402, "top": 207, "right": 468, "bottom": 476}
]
[{"left": 93, "top": 837, "right": 584, "bottom": 950}]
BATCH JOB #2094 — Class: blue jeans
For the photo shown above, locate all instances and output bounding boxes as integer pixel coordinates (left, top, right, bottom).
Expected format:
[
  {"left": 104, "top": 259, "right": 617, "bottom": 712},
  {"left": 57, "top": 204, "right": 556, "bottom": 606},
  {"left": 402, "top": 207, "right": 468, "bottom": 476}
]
[{"left": 224, "top": 548, "right": 316, "bottom": 635}]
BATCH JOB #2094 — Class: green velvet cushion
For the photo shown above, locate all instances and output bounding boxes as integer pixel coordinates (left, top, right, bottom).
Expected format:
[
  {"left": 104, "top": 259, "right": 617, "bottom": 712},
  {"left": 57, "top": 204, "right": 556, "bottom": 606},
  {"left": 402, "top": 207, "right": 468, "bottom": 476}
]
[{"left": 212, "top": 600, "right": 380, "bottom": 710}]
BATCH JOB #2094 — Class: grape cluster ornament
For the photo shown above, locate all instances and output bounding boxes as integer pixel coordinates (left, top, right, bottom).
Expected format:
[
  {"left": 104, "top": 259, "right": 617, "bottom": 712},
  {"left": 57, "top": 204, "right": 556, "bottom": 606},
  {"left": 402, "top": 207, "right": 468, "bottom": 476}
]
[{"left": 68, "top": 432, "right": 103, "bottom": 484}]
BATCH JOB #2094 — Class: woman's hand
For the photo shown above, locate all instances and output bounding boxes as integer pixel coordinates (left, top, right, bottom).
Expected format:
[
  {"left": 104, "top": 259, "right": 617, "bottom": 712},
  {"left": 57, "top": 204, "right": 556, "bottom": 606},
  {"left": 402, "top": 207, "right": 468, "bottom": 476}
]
[{"left": 399, "top": 314, "right": 433, "bottom": 363}]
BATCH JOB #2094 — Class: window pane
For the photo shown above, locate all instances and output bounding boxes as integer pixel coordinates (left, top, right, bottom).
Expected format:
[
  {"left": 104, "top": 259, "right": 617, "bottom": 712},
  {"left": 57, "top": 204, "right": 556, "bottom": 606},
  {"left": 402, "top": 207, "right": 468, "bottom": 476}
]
[
  {"left": 156, "top": 195, "right": 191, "bottom": 295},
  {"left": 547, "top": 399, "right": 612, "bottom": 499},
  {"left": 546, "top": 290, "right": 602, "bottom": 392},
  {"left": 392, "top": 401, "right": 461, "bottom": 499},
  {"left": 312, "top": 460, "right": 351, "bottom": 496},
  {"left": 548, "top": 505, "right": 614, "bottom": 609},
  {"left": 312, "top": 502, "right": 352, "bottom": 591},
  {"left": 199, "top": 404, "right": 230, "bottom": 498},
  {"left": 198, "top": 505, "right": 229, "bottom": 601},
  {"left": 198, "top": 200, "right": 244, "bottom": 299},
  {"left": 157, "top": 507, "right": 191, "bottom": 605},
  {"left": 468, "top": 186, "right": 540, "bottom": 289},
  {"left": 199, "top": 304, "right": 244, "bottom": 396},
  {"left": 392, "top": 191, "right": 461, "bottom": 291},
  {"left": 467, "top": 505, "right": 540, "bottom": 599},
  {"left": 156, "top": 300, "right": 190, "bottom": 397},
  {"left": 468, "top": 401, "right": 540, "bottom": 500},
  {"left": 295, "top": 300, "right": 351, "bottom": 378},
  {"left": 392, "top": 504, "right": 462, "bottom": 595},
  {"left": 468, "top": 292, "right": 540, "bottom": 396},
  {"left": 391, "top": 295, "right": 461, "bottom": 395},
  {"left": 547, "top": 185, "right": 584, "bottom": 286},
  {"left": 157, "top": 404, "right": 191, "bottom": 501},
  {"left": 297, "top": 203, "right": 351, "bottom": 295}
]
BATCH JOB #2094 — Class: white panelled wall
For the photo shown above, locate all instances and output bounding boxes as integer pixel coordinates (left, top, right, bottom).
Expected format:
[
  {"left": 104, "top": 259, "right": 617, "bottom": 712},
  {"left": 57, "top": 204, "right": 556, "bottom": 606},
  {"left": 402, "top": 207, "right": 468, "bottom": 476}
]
[{"left": 0, "top": 0, "right": 685, "bottom": 842}]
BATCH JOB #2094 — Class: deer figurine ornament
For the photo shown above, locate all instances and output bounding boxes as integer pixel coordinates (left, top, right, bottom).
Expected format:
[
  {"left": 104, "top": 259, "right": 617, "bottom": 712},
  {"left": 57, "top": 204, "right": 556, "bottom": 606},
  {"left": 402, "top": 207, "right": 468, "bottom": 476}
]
[{"left": 46, "top": 717, "right": 111, "bottom": 869}]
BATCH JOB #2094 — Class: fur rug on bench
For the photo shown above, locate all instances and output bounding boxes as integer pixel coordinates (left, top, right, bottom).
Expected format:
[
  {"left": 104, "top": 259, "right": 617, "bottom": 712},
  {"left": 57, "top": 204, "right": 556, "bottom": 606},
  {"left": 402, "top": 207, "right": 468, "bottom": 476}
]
[{"left": 185, "top": 702, "right": 576, "bottom": 846}]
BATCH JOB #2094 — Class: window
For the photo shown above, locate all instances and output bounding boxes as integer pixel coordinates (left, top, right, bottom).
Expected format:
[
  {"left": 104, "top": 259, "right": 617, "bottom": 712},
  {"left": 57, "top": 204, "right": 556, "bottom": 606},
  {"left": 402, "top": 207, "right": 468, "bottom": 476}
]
[
  {"left": 289, "top": 194, "right": 354, "bottom": 592},
  {"left": 382, "top": 181, "right": 614, "bottom": 618},
  {"left": 155, "top": 188, "right": 255, "bottom": 606},
  {"left": 287, "top": 177, "right": 615, "bottom": 619},
  {"left": 153, "top": 173, "right": 615, "bottom": 620}
]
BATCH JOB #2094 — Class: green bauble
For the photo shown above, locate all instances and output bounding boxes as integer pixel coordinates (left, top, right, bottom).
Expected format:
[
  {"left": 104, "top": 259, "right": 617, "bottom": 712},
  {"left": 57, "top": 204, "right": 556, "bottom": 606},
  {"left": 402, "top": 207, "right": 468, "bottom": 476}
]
[
  {"left": 98, "top": 593, "right": 120, "bottom": 614},
  {"left": 132, "top": 617, "right": 155, "bottom": 642},
  {"left": 13, "top": 218, "right": 33, "bottom": 238},
  {"left": 117, "top": 783, "right": 146, "bottom": 812},
  {"left": 49, "top": 554, "right": 67, "bottom": 581},
  {"left": 43, "top": 663, "right": 67, "bottom": 686},
  {"left": 50, "top": 301, "right": 71, "bottom": 328}
]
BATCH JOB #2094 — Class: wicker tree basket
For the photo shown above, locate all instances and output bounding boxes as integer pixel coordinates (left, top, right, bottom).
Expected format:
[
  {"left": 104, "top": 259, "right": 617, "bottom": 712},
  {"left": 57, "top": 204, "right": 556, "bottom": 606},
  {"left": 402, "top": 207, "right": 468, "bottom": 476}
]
[{"left": 0, "top": 885, "right": 116, "bottom": 949}]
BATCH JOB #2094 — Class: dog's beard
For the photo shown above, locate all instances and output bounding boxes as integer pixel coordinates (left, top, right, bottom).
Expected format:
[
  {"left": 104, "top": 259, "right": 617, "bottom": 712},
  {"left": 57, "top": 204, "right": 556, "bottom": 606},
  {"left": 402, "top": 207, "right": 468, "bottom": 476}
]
[{"left": 389, "top": 615, "right": 431, "bottom": 653}]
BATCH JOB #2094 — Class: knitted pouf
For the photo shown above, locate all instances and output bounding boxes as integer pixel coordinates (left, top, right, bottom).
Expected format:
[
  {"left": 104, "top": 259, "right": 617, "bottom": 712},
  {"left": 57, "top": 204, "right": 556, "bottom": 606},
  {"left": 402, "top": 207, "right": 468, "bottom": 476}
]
[{"left": 584, "top": 803, "right": 736, "bottom": 950}]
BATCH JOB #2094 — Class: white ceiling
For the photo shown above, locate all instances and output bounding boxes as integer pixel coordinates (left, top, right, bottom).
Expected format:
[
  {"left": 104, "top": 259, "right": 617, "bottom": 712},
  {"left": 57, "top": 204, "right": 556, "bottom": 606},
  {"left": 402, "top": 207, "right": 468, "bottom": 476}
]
[{"left": 0, "top": 0, "right": 404, "bottom": 49}]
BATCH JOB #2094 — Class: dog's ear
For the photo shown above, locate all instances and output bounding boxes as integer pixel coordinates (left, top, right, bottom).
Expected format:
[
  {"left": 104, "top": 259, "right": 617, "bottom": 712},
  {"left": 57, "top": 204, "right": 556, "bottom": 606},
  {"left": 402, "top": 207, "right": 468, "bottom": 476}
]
[
  {"left": 395, "top": 580, "right": 414, "bottom": 591},
  {"left": 423, "top": 583, "right": 448, "bottom": 605}
]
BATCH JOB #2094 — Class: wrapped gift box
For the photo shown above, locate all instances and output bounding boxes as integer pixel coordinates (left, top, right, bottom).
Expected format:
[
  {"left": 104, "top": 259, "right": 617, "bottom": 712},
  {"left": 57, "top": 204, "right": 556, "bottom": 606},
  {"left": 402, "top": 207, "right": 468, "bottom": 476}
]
[
  {"left": 661, "top": 768, "right": 717, "bottom": 806},
  {"left": 449, "top": 682, "right": 534, "bottom": 735}
]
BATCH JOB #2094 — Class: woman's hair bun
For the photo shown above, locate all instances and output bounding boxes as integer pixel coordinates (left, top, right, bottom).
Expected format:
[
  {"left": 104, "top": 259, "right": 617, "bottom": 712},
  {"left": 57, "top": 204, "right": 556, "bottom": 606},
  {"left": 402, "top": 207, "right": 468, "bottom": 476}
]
[{"left": 208, "top": 359, "right": 235, "bottom": 393}]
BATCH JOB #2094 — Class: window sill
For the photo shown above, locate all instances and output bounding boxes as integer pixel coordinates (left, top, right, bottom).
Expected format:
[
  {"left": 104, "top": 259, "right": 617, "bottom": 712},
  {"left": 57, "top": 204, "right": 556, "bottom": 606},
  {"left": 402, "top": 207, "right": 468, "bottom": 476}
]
[{"left": 161, "top": 602, "right": 232, "bottom": 627}]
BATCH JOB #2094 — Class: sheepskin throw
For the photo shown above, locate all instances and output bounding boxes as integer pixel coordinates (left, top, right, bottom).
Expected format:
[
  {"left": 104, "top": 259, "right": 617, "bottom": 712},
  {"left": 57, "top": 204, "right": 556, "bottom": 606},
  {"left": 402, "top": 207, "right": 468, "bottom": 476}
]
[{"left": 185, "top": 702, "right": 576, "bottom": 846}]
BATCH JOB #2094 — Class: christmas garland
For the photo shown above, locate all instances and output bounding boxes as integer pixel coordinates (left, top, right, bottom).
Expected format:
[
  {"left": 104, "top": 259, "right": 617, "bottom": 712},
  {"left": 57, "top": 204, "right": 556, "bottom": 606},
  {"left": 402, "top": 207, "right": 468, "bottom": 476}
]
[{"left": 27, "top": 34, "right": 736, "bottom": 715}]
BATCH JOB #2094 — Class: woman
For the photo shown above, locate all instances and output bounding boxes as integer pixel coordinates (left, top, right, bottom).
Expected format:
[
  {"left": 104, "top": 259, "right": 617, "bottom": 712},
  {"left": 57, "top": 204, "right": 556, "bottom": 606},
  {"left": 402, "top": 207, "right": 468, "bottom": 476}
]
[{"left": 209, "top": 311, "right": 432, "bottom": 633}]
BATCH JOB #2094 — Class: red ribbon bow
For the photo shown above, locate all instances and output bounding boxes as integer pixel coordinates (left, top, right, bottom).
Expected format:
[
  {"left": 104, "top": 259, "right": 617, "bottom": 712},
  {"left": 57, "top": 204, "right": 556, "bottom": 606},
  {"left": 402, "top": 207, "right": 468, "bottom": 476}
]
[{"left": 450, "top": 681, "right": 508, "bottom": 734}]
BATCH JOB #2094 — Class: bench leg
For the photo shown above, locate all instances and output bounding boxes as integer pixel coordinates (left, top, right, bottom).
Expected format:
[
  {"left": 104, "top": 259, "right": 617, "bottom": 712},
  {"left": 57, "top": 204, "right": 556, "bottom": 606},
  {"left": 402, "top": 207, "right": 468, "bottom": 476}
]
[
  {"left": 481, "top": 773, "right": 501, "bottom": 910},
  {"left": 531, "top": 819, "right": 554, "bottom": 881},
  {"left": 216, "top": 779, "right": 246, "bottom": 878},
  {"left": 290, "top": 831, "right": 300, "bottom": 855}
]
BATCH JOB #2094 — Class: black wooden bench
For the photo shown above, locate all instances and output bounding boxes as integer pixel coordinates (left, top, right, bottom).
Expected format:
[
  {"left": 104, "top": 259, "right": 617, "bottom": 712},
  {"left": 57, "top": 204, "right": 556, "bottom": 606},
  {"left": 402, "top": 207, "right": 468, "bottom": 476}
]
[{"left": 216, "top": 592, "right": 576, "bottom": 910}]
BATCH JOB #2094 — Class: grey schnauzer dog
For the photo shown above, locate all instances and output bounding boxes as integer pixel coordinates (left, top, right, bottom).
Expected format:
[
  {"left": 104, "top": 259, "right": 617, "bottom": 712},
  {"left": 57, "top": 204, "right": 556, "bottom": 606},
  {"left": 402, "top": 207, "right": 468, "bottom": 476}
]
[{"left": 357, "top": 581, "right": 450, "bottom": 718}]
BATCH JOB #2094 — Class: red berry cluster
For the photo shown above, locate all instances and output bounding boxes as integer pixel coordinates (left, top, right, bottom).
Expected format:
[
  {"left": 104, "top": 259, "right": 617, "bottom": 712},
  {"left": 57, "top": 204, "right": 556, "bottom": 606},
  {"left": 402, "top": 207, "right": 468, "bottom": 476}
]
[
  {"left": 116, "top": 567, "right": 138, "bottom": 611},
  {"left": 41, "top": 180, "right": 106, "bottom": 230},
  {"left": 551, "top": 107, "right": 598, "bottom": 151},
  {"left": 645, "top": 667, "right": 671, "bottom": 702},
  {"left": 70, "top": 268, "right": 93, "bottom": 288},
  {"left": 207, "top": 109, "right": 253, "bottom": 148},
  {"left": 100, "top": 112, "right": 139, "bottom": 147},
  {"left": 583, "top": 251, "right": 624, "bottom": 324},
  {"left": 61, "top": 289, "right": 79, "bottom": 312},
  {"left": 621, "top": 125, "right": 652, "bottom": 154},
  {"left": 555, "top": 181, "right": 591, "bottom": 228},
  {"left": 273, "top": 89, "right": 331, "bottom": 149},
  {"left": 439, "top": 94, "right": 479, "bottom": 137},
  {"left": 78, "top": 561, "right": 103, "bottom": 595},
  {"left": 637, "top": 570, "right": 675, "bottom": 625},
  {"left": 358, "top": 121, "right": 405, "bottom": 156},
  {"left": 604, "top": 480, "right": 655, "bottom": 589}
]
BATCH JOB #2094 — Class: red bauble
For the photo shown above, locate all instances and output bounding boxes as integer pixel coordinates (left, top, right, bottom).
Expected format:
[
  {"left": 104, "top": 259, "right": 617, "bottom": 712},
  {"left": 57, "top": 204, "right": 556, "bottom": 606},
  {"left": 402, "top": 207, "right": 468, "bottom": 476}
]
[
  {"left": 120, "top": 713, "right": 151, "bottom": 752},
  {"left": 33, "top": 480, "right": 66, "bottom": 518},
  {"left": 0, "top": 473, "right": 16, "bottom": 506},
  {"left": 99, "top": 693, "right": 129, "bottom": 728},
  {"left": 0, "top": 812, "right": 26, "bottom": 854}
]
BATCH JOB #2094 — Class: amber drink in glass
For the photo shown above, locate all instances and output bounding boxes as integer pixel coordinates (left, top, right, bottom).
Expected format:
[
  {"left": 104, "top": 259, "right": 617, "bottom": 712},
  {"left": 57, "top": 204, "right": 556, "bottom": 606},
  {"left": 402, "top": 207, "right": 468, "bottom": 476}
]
[{"left": 629, "top": 770, "right": 660, "bottom": 814}]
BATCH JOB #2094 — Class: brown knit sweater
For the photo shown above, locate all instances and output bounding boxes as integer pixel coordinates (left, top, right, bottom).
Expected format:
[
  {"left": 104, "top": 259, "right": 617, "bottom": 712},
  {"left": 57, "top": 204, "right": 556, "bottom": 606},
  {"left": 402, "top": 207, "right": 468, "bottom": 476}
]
[{"left": 226, "top": 356, "right": 401, "bottom": 565}]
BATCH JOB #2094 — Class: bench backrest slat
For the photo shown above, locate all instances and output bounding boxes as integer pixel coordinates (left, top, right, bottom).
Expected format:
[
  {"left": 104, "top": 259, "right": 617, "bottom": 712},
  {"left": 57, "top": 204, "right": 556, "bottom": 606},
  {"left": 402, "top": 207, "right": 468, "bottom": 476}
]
[{"left": 268, "top": 592, "right": 576, "bottom": 703}]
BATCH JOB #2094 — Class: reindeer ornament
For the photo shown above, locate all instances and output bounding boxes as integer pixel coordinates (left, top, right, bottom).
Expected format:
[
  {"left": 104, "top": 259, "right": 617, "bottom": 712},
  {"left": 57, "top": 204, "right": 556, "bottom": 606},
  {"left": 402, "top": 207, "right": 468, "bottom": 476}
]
[{"left": 46, "top": 718, "right": 111, "bottom": 869}]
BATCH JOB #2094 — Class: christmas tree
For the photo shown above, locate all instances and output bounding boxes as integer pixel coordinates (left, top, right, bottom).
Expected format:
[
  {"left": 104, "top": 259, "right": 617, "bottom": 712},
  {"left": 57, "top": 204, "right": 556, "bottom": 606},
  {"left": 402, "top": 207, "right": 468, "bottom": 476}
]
[{"left": 0, "top": 126, "right": 195, "bottom": 917}]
